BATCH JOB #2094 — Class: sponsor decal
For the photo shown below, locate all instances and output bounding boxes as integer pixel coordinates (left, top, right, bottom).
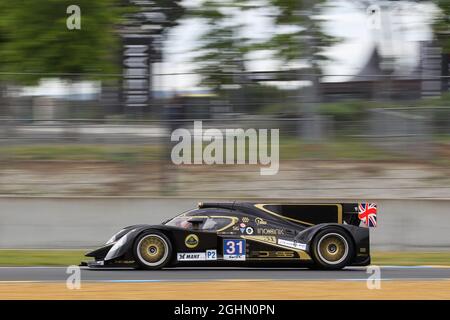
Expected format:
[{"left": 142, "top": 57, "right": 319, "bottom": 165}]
[
  {"left": 241, "top": 217, "right": 250, "bottom": 223},
  {"left": 277, "top": 239, "right": 307, "bottom": 250},
  {"left": 250, "top": 251, "right": 295, "bottom": 258},
  {"left": 257, "top": 228, "right": 285, "bottom": 236},
  {"left": 232, "top": 225, "right": 240, "bottom": 231},
  {"left": 115, "top": 260, "right": 134, "bottom": 264},
  {"left": 255, "top": 217, "right": 267, "bottom": 225},
  {"left": 223, "top": 239, "right": 246, "bottom": 261},
  {"left": 244, "top": 235, "right": 277, "bottom": 244},
  {"left": 177, "top": 252, "right": 206, "bottom": 261},
  {"left": 185, "top": 234, "right": 199, "bottom": 248},
  {"left": 206, "top": 249, "right": 217, "bottom": 260},
  {"left": 245, "top": 226, "right": 254, "bottom": 235}
]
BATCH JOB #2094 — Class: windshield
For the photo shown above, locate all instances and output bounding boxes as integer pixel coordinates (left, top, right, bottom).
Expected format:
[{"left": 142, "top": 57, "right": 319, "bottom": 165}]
[{"left": 164, "top": 215, "right": 235, "bottom": 231}]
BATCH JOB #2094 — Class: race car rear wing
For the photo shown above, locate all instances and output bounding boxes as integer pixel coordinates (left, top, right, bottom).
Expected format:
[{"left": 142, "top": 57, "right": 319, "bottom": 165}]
[{"left": 342, "top": 203, "right": 362, "bottom": 226}]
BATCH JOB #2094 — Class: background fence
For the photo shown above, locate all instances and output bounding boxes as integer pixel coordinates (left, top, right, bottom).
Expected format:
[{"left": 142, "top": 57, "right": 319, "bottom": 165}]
[
  {"left": 0, "top": 114, "right": 449, "bottom": 198},
  {"left": 1, "top": 71, "right": 450, "bottom": 198}
]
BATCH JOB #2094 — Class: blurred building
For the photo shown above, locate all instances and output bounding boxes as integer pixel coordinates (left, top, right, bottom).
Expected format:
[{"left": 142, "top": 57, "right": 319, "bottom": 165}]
[{"left": 320, "top": 40, "right": 449, "bottom": 103}]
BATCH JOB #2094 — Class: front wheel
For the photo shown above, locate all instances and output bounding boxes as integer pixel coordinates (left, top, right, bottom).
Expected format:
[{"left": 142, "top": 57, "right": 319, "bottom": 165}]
[
  {"left": 133, "top": 231, "right": 172, "bottom": 270},
  {"left": 310, "top": 227, "right": 354, "bottom": 270}
]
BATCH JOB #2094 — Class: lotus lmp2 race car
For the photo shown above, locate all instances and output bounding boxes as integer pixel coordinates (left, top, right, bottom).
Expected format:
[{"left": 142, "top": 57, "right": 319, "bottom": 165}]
[{"left": 81, "top": 202, "right": 377, "bottom": 270}]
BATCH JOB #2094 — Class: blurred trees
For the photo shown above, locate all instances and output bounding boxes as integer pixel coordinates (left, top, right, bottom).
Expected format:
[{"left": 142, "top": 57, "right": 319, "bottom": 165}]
[
  {"left": 265, "top": 0, "right": 336, "bottom": 140},
  {"left": 433, "top": 0, "right": 450, "bottom": 51},
  {"left": 0, "top": 0, "right": 184, "bottom": 85},
  {"left": 0, "top": 0, "right": 130, "bottom": 85},
  {"left": 189, "top": 0, "right": 252, "bottom": 91},
  {"left": 190, "top": 0, "right": 336, "bottom": 90},
  {"left": 189, "top": 0, "right": 337, "bottom": 123},
  {"left": 150, "top": 0, "right": 185, "bottom": 29},
  {"left": 263, "top": 0, "right": 336, "bottom": 74}
]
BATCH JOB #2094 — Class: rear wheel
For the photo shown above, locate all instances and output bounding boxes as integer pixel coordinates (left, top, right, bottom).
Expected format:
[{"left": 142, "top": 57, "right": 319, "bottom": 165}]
[
  {"left": 311, "top": 228, "right": 354, "bottom": 270},
  {"left": 133, "top": 231, "right": 172, "bottom": 270}
]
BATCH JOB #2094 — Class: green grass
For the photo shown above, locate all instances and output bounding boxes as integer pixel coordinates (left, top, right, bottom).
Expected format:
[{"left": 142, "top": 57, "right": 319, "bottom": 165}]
[
  {"left": 279, "top": 138, "right": 401, "bottom": 160},
  {"left": 0, "top": 138, "right": 402, "bottom": 162},
  {"left": 0, "top": 250, "right": 449, "bottom": 266},
  {"left": 0, "top": 145, "right": 163, "bottom": 162},
  {"left": 0, "top": 250, "right": 89, "bottom": 266},
  {"left": 371, "top": 252, "right": 450, "bottom": 266}
]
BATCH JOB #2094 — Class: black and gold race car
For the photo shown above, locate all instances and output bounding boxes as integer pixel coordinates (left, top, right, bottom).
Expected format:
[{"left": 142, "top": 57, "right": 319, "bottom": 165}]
[{"left": 81, "top": 202, "right": 376, "bottom": 270}]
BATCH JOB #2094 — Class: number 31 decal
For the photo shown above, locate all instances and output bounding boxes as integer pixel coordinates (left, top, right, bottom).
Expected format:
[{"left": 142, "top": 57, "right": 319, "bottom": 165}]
[{"left": 223, "top": 239, "right": 246, "bottom": 261}]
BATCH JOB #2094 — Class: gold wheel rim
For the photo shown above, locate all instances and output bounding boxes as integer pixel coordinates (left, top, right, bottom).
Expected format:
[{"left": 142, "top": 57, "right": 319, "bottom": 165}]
[
  {"left": 317, "top": 233, "right": 348, "bottom": 264},
  {"left": 138, "top": 235, "right": 167, "bottom": 265}
]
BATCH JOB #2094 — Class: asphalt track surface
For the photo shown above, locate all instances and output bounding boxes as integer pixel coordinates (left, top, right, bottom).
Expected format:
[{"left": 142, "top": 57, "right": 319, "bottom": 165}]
[{"left": 0, "top": 266, "right": 450, "bottom": 282}]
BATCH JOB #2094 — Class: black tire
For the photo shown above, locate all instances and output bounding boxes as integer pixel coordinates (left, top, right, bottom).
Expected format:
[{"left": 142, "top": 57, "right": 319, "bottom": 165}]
[
  {"left": 310, "top": 227, "right": 354, "bottom": 270},
  {"left": 133, "top": 230, "right": 172, "bottom": 270}
]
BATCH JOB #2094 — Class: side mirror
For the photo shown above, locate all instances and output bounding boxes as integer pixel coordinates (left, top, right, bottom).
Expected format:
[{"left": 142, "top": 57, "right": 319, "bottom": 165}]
[{"left": 187, "top": 217, "right": 206, "bottom": 229}]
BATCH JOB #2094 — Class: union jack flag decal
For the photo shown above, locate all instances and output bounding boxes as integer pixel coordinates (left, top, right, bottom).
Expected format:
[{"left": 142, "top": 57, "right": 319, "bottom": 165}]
[{"left": 358, "top": 203, "right": 377, "bottom": 227}]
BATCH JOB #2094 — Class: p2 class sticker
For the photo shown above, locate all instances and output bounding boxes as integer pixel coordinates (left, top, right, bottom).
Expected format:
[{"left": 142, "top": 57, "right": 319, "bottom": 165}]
[
  {"left": 206, "top": 249, "right": 217, "bottom": 260},
  {"left": 177, "top": 252, "right": 206, "bottom": 261},
  {"left": 223, "top": 239, "right": 246, "bottom": 261}
]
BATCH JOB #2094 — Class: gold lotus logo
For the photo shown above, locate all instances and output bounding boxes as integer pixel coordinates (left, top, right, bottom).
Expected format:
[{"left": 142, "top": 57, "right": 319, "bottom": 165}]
[{"left": 185, "top": 234, "right": 199, "bottom": 248}]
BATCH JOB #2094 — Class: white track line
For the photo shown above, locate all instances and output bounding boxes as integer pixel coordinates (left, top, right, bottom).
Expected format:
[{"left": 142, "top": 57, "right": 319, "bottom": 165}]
[{"left": 1, "top": 278, "right": 450, "bottom": 284}]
